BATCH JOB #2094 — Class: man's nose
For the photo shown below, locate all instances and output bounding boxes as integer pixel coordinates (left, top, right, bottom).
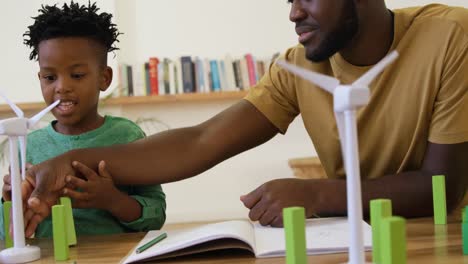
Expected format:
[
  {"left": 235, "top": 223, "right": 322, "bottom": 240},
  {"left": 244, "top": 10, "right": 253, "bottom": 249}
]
[{"left": 289, "top": 1, "right": 307, "bottom": 23}]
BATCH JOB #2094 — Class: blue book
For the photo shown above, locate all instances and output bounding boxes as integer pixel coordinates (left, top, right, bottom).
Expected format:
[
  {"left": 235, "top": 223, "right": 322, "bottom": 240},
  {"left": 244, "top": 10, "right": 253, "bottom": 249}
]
[
  {"left": 181, "top": 56, "right": 195, "bottom": 93},
  {"left": 195, "top": 57, "right": 205, "bottom": 92},
  {"left": 210, "top": 60, "right": 221, "bottom": 91}
]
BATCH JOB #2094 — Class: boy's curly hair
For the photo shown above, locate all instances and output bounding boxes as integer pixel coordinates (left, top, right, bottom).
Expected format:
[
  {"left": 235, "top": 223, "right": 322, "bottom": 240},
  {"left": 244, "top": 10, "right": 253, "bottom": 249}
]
[{"left": 23, "top": 1, "right": 121, "bottom": 61}]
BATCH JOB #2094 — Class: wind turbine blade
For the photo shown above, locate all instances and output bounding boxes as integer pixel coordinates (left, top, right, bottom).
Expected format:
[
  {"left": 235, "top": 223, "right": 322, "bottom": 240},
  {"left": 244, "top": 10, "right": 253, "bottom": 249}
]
[
  {"left": 353, "top": 51, "right": 399, "bottom": 87},
  {"left": 28, "top": 100, "right": 60, "bottom": 128},
  {"left": 19, "top": 136, "right": 26, "bottom": 181},
  {"left": 335, "top": 112, "right": 347, "bottom": 168},
  {"left": 0, "top": 91, "right": 24, "bottom": 118},
  {"left": 276, "top": 60, "right": 339, "bottom": 94}
]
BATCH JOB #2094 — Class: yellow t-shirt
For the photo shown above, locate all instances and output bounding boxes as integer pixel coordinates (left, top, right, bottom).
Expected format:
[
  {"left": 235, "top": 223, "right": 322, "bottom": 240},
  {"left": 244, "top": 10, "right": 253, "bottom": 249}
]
[{"left": 245, "top": 4, "right": 468, "bottom": 182}]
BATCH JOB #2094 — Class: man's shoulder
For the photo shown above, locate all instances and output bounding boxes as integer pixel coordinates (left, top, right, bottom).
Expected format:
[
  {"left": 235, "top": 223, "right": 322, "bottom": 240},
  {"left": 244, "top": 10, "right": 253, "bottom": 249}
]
[
  {"left": 398, "top": 4, "right": 468, "bottom": 36},
  {"left": 283, "top": 44, "right": 330, "bottom": 70}
]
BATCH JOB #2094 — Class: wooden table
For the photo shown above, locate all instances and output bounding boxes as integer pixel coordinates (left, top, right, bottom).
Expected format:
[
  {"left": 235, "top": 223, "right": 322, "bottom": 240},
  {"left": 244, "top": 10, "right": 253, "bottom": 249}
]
[{"left": 2, "top": 217, "right": 465, "bottom": 263}]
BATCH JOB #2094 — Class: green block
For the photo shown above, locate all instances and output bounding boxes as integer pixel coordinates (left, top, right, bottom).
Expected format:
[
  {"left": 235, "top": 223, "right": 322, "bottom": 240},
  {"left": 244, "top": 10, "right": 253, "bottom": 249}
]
[
  {"left": 381, "top": 216, "right": 406, "bottom": 264},
  {"left": 432, "top": 175, "right": 447, "bottom": 225},
  {"left": 60, "top": 197, "right": 77, "bottom": 246},
  {"left": 283, "top": 207, "right": 307, "bottom": 264},
  {"left": 463, "top": 222, "right": 468, "bottom": 255},
  {"left": 3, "top": 201, "right": 13, "bottom": 248},
  {"left": 370, "top": 199, "right": 393, "bottom": 264},
  {"left": 52, "top": 205, "right": 69, "bottom": 261}
]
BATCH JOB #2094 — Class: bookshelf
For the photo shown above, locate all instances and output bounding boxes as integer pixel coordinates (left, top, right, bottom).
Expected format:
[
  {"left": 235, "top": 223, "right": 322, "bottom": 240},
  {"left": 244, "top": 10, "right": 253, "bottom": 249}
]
[{"left": 0, "top": 91, "right": 248, "bottom": 115}]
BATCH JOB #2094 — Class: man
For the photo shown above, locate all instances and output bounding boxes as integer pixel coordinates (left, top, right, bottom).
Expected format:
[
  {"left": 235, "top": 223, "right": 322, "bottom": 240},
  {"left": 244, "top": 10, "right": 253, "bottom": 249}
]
[{"left": 24, "top": 0, "right": 468, "bottom": 234}]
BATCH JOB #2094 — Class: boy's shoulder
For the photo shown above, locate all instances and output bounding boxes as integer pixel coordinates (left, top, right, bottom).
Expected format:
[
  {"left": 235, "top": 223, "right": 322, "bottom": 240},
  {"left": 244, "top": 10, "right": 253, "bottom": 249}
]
[
  {"left": 27, "top": 124, "right": 50, "bottom": 139},
  {"left": 105, "top": 116, "right": 141, "bottom": 129},
  {"left": 104, "top": 115, "right": 146, "bottom": 136}
]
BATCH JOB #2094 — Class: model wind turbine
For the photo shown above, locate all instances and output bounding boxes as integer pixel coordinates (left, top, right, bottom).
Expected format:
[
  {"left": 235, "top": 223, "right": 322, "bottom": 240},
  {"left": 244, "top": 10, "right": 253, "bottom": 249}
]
[
  {"left": 277, "top": 51, "right": 398, "bottom": 264},
  {"left": 0, "top": 92, "right": 59, "bottom": 263}
]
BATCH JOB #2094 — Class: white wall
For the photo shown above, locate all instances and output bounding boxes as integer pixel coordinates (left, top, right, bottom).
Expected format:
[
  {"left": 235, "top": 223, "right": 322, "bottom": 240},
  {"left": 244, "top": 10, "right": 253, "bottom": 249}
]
[
  {"left": 0, "top": 0, "right": 117, "bottom": 103},
  {"left": 114, "top": 0, "right": 297, "bottom": 65},
  {"left": 0, "top": 0, "right": 466, "bottom": 225}
]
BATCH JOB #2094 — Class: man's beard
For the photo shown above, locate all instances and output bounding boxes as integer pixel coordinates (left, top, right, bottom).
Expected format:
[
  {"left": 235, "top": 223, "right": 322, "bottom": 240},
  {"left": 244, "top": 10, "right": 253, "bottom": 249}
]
[{"left": 306, "top": 2, "right": 359, "bottom": 62}]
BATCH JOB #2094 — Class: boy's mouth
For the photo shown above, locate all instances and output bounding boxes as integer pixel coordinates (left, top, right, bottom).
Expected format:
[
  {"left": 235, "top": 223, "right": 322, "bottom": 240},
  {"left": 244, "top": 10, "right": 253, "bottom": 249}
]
[{"left": 55, "top": 100, "right": 77, "bottom": 115}]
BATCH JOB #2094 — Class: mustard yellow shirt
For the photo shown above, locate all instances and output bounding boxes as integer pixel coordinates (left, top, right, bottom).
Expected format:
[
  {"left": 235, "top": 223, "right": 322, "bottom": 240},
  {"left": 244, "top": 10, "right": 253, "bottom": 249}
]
[{"left": 245, "top": 4, "right": 468, "bottom": 183}]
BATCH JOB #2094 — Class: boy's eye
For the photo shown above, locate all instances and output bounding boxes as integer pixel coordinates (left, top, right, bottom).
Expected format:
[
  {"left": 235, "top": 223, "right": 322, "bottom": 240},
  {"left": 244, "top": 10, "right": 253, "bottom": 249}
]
[
  {"left": 42, "top": 75, "right": 56, "bottom": 81},
  {"left": 71, "top": 73, "right": 85, "bottom": 79}
]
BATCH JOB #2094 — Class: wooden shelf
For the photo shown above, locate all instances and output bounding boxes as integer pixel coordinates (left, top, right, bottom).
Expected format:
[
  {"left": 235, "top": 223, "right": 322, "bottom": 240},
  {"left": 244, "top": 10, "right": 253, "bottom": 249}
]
[{"left": 0, "top": 90, "right": 248, "bottom": 114}]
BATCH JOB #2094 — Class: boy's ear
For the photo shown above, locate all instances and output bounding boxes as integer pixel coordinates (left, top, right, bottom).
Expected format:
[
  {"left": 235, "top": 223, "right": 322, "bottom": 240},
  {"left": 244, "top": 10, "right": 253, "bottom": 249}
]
[{"left": 100, "top": 66, "right": 113, "bottom": 92}]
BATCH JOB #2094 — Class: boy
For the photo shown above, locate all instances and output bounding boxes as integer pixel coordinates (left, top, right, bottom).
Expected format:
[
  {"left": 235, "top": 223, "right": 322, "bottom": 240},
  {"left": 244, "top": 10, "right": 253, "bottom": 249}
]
[{"left": 1, "top": 1, "right": 166, "bottom": 238}]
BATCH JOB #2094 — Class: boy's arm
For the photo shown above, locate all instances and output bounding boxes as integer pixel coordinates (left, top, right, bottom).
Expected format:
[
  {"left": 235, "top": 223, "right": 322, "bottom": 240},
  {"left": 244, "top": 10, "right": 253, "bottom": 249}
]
[
  {"left": 241, "top": 141, "right": 468, "bottom": 226},
  {"left": 117, "top": 185, "right": 166, "bottom": 231}
]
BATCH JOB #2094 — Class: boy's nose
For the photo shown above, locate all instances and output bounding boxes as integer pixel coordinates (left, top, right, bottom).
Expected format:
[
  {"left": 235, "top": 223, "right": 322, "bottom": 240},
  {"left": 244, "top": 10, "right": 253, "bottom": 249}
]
[{"left": 55, "top": 78, "right": 72, "bottom": 93}]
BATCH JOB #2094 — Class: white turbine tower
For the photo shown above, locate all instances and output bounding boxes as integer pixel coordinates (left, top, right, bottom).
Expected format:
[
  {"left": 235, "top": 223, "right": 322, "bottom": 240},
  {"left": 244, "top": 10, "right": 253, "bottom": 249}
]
[
  {"left": 0, "top": 93, "right": 59, "bottom": 263},
  {"left": 277, "top": 51, "right": 398, "bottom": 264}
]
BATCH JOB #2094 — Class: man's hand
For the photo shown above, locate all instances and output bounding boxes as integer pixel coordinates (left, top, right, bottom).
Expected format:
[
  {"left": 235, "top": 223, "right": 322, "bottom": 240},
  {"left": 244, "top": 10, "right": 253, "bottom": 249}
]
[
  {"left": 240, "top": 178, "right": 318, "bottom": 227},
  {"left": 63, "top": 160, "right": 120, "bottom": 210},
  {"left": 24, "top": 155, "right": 75, "bottom": 237}
]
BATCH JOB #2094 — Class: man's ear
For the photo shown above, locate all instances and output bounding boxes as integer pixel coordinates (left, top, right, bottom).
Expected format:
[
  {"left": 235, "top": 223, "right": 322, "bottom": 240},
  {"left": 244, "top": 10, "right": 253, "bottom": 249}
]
[
  {"left": 37, "top": 72, "right": 41, "bottom": 80},
  {"left": 100, "top": 66, "right": 113, "bottom": 92}
]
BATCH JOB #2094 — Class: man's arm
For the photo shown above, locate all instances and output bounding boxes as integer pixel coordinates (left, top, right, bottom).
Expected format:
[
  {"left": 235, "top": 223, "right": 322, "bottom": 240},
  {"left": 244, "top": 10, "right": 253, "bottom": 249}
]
[
  {"left": 25, "top": 100, "right": 279, "bottom": 228},
  {"left": 70, "top": 100, "right": 279, "bottom": 185},
  {"left": 241, "top": 141, "right": 468, "bottom": 226}
]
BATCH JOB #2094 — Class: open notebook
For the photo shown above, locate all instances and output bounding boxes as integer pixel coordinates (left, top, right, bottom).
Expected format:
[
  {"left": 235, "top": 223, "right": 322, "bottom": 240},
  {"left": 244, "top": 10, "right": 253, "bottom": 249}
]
[{"left": 122, "top": 217, "right": 372, "bottom": 263}]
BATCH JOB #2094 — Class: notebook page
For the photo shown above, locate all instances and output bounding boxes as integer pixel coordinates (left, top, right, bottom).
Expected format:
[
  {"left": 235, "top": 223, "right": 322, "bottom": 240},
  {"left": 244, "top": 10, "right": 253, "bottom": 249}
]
[
  {"left": 254, "top": 217, "right": 372, "bottom": 257},
  {"left": 123, "top": 220, "right": 255, "bottom": 264}
]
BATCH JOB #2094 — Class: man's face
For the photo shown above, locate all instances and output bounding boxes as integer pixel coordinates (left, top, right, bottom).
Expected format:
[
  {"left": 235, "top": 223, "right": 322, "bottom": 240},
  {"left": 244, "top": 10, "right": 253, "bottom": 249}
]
[{"left": 289, "top": 0, "right": 359, "bottom": 62}]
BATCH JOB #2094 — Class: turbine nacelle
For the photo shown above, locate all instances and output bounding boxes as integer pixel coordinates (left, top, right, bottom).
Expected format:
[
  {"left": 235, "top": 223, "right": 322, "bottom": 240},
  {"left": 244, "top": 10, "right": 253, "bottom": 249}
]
[
  {"left": 0, "top": 118, "right": 28, "bottom": 136},
  {"left": 333, "top": 85, "right": 370, "bottom": 112}
]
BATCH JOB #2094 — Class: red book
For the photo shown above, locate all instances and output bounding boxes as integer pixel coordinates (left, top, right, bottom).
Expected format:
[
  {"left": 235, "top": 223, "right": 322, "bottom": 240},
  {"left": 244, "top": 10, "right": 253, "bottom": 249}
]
[
  {"left": 149, "top": 57, "right": 160, "bottom": 95},
  {"left": 245, "top": 54, "right": 256, "bottom": 86}
]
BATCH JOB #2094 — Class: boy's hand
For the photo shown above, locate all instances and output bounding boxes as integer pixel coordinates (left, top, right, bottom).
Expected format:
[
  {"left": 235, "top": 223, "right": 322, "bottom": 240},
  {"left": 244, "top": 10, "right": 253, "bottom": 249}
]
[
  {"left": 3, "top": 163, "right": 33, "bottom": 201},
  {"left": 2, "top": 173, "right": 12, "bottom": 201},
  {"left": 63, "top": 160, "right": 119, "bottom": 210}
]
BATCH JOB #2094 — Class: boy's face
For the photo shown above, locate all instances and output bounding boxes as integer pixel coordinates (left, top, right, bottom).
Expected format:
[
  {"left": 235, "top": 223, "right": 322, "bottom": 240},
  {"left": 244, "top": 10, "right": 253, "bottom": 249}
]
[
  {"left": 37, "top": 37, "right": 112, "bottom": 128},
  {"left": 289, "top": 0, "right": 359, "bottom": 62}
]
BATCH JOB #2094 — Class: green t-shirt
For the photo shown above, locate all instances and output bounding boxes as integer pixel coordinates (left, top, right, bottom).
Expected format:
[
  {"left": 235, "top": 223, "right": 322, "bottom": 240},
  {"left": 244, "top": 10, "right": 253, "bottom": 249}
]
[{"left": 1, "top": 115, "right": 166, "bottom": 238}]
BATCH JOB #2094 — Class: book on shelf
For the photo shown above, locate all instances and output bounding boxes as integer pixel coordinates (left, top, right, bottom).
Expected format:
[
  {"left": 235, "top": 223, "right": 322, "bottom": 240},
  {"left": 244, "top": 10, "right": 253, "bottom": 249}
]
[
  {"left": 148, "top": 57, "right": 159, "bottom": 95},
  {"left": 121, "top": 217, "right": 372, "bottom": 263},
  {"left": 117, "top": 52, "right": 279, "bottom": 97}
]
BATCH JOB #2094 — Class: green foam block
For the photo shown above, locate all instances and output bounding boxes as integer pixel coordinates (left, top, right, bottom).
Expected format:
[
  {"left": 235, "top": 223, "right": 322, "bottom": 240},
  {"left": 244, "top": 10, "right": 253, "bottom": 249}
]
[
  {"left": 381, "top": 216, "right": 406, "bottom": 264},
  {"left": 463, "top": 206, "right": 468, "bottom": 223},
  {"left": 463, "top": 222, "right": 468, "bottom": 255},
  {"left": 432, "top": 175, "right": 447, "bottom": 225},
  {"left": 3, "top": 201, "right": 13, "bottom": 248},
  {"left": 52, "top": 205, "right": 69, "bottom": 261},
  {"left": 60, "top": 197, "right": 77, "bottom": 246},
  {"left": 370, "top": 199, "right": 393, "bottom": 264},
  {"left": 283, "top": 207, "right": 307, "bottom": 264}
]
